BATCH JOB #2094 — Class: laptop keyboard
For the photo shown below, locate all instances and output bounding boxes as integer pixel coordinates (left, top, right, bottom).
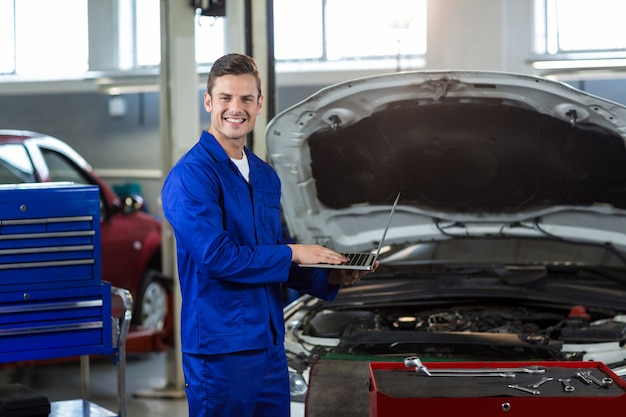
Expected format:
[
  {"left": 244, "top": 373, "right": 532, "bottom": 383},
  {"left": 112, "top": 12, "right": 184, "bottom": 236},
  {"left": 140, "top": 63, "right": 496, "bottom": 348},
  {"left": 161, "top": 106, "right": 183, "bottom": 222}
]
[{"left": 342, "top": 252, "right": 373, "bottom": 266}]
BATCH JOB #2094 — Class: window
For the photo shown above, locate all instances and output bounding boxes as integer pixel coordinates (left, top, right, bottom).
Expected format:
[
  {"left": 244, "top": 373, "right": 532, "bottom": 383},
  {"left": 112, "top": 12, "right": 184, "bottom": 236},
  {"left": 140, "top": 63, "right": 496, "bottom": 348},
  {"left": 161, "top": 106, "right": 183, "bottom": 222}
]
[
  {"left": 273, "top": 0, "right": 324, "bottom": 60},
  {"left": 0, "top": 0, "right": 88, "bottom": 75},
  {"left": 537, "top": 0, "right": 626, "bottom": 54},
  {"left": 195, "top": 15, "right": 226, "bottom": 64},
  {"left": 1, "top": 0, "right": 426, "bottom": 76},
  {"left": 0, "top": 144, "right": 36, "bottom": 184},
  {"left": 135, "top": 0, "right": 225, "bottom": 67},
  {"left": 325, "top": 0, "right": 426, "bottom": 60},
  {"left": 41, "top": 149, "right": 89, "bottom": 184},
  {"left": 139, "top": 0, "right": 426, "bottom": 66},
  {"left": 274, "top": 0, "right": 427, "bottom": 62},
  {"left": 0, "top": 0, "right": 15, "bottom": 74},
  {"left": 135, "top": 0, "right": 161, "bottom": 67}
]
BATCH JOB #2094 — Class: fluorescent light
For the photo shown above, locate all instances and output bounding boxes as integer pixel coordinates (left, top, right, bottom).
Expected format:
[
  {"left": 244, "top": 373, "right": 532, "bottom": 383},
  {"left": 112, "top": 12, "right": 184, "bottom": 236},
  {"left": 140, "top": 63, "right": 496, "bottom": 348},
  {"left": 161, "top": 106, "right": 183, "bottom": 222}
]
[
  {"left": 99, "top": 83, "right": 159, "bottom": 95},
  {"left": 532, "top": 58, "right": 626, "bottom": 70}
]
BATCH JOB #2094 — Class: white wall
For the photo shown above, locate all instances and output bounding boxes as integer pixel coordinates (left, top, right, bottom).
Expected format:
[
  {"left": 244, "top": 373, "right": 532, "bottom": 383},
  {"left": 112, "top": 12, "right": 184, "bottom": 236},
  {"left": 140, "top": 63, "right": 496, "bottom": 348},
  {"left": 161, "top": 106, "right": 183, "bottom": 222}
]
[{"left": 426, "top": 0, "right": 534, "bottom": 73}]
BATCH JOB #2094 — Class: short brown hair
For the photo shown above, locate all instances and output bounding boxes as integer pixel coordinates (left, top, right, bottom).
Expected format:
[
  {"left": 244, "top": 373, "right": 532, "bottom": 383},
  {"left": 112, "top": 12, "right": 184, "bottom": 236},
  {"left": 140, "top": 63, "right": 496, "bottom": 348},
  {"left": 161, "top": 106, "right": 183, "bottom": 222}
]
[{"left": 206, "top": 53, "right": 262, "bottom": 96}]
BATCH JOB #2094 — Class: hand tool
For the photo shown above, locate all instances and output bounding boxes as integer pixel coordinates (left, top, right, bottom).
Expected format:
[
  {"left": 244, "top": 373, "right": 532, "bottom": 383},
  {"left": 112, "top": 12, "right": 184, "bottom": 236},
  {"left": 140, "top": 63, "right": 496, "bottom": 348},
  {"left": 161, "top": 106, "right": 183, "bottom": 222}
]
[
  {"left": 423, "top": 372, "right": 517, "bottom": 377},
  {"left": 529, "top": 377, "right": 553, "bottom": 388},
  {"left": 586, "top": 371, "right": 613, "bottom": 388},
  {"left": 558, "top": 378, "right": 575, "bottom": 392},
  {"left": 575, "top": 371, "right": 592, "bottom": 385},
  {"left": 404, "top": 356, "right": 432, "bottom": 376},
  {"left": 404, "top": 357, "right": 545, "bottom": 376},
  {"left": 508, "top": 384, "right": 540, "bottom": 395}
]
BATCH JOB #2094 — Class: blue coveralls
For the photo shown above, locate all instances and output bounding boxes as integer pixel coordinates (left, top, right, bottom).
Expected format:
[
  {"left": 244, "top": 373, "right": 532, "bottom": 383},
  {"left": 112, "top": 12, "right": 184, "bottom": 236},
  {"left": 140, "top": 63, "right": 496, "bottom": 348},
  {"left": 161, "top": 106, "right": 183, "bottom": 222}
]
[{"left": 161, "top": 131, "right": 339, "bottom": 417}]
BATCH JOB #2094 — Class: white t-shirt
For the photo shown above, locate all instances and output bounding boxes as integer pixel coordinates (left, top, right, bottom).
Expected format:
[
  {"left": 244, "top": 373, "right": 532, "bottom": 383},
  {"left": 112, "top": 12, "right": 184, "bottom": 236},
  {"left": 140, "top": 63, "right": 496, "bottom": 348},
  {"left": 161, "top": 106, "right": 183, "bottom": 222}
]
[{"left": 230, "top": 151, "right": 250, "bottom": 182}]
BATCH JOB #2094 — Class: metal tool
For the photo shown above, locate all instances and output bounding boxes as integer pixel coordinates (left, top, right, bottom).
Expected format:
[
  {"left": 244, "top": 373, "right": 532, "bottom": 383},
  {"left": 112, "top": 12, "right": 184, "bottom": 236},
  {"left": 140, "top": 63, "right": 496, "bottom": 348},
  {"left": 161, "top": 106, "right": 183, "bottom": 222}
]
[
  {"left": 404, "top": 356, "right": 432, "bottom": 376},
  {"left": 529, "top": 377, "right": 553, "bottom": 388},
  {"left": 508, "top": 384, "right": 540, "bottom": 395},
  {"left": 586, "top": 371, "right": 613, "bottom": 388},
  {"left": 423, "top": 372, "right": 517, "bottom": 377},
  {"left": 558, "top": 378, "right": 575, "bottom": 392},
  {"left": 427, "top": 366, "right": 545, "bottom": 375},
  {"left": 575, "top": 371, "right": 592, "bottom": 385},
  {"left": 404, "top": 356, "right": 544, "bottom": 377}
]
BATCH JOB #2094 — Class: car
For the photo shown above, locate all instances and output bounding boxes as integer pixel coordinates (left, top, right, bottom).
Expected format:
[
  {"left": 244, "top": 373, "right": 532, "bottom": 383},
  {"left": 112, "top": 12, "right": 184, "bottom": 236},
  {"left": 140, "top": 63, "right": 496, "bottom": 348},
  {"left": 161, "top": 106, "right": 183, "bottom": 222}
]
[
  {"left": 265, "top": 71, "right": 626, "bottom": 417},
  {"left": 0, "top": 129, "right": 170, "bottom": 336}
]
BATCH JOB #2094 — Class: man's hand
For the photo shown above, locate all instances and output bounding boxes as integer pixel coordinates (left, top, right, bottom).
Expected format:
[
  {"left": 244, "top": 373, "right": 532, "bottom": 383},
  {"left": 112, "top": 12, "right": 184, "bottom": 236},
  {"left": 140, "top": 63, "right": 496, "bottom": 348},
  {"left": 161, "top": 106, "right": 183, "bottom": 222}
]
[
  {"left": 328, "top": 261, "right": 379, "bottom": 286},
  {"left": 287, "top": 244, "right": 348, "bottom": 265}
]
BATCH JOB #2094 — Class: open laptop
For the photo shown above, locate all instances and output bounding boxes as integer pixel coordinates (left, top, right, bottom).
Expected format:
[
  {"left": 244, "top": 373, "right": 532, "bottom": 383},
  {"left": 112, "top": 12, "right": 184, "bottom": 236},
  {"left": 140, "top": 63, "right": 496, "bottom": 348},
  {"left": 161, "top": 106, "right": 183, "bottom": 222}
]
[{"left": 298, "top": 192, "right": 400, "bottom": 271}]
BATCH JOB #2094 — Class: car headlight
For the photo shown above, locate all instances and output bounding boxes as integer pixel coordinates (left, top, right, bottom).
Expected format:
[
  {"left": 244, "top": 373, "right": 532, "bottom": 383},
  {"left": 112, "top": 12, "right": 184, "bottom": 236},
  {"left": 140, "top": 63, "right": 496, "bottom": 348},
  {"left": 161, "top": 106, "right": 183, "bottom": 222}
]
[{"left": 289, "top": 370, "right": 308, "bottom": 402}]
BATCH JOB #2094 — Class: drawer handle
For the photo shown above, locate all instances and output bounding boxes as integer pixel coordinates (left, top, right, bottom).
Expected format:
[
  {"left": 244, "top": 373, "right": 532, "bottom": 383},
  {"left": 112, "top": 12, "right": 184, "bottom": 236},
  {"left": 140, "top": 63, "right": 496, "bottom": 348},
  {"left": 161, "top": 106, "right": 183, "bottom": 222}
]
[
  {"left": 0, "top": 299, "right": 102, "bottom": 313},
  {"left": 0, "top": 320, "right": 103, "bottom": 336}
]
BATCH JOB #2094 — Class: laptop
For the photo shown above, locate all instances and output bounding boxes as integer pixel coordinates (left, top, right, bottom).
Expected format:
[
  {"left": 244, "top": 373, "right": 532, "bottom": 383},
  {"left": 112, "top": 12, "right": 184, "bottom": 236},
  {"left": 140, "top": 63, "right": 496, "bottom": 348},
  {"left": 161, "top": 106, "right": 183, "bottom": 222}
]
[{"left": 298, "top": 192, "right": 400, "bottom": 271}]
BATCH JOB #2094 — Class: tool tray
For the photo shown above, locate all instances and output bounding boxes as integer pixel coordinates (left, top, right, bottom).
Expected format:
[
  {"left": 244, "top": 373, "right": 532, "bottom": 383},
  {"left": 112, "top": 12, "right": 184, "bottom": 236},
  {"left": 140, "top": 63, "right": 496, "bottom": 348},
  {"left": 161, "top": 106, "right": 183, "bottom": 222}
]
[{"left": 369, "top": 361, "right": 626, "bottom": 416}]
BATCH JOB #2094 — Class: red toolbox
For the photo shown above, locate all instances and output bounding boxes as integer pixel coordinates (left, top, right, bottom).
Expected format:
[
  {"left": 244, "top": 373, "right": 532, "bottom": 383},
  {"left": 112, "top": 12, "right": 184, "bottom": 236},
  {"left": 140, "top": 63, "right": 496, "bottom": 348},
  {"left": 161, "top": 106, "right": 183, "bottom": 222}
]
[{"left": 369, "top": 361, "right": 626, "bottom": 416}]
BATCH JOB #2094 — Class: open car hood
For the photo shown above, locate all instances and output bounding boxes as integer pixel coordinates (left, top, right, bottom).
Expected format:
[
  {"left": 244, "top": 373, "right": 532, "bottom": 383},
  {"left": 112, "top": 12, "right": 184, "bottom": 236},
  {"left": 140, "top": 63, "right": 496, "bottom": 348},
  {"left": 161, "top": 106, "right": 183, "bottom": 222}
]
[{"left": 266, "top": 71, "right": 626, "bottom": 256}]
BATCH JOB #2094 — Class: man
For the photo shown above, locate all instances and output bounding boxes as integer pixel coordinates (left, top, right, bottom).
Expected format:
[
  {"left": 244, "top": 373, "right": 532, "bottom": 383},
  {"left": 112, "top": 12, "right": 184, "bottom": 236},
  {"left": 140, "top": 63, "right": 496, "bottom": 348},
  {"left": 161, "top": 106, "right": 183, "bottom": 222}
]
[{"left": 161, "top": 53, "right": 376, "bottom": 417}]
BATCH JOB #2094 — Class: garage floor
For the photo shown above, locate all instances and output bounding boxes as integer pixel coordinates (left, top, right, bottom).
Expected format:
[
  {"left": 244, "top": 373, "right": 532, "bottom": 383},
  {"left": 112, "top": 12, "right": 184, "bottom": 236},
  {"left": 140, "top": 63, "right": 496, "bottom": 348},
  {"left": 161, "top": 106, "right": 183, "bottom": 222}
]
[{"left": 0, "top": 351, "right": 188, "bottom": 417}]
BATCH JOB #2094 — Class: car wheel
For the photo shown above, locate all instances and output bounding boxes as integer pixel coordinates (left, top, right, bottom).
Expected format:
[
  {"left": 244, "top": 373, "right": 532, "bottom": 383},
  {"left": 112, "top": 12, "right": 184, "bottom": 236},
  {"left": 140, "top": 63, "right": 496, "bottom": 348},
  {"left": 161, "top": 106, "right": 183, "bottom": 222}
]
[{"left": 135, "top": 269, "right": 168, "bottom": 331}]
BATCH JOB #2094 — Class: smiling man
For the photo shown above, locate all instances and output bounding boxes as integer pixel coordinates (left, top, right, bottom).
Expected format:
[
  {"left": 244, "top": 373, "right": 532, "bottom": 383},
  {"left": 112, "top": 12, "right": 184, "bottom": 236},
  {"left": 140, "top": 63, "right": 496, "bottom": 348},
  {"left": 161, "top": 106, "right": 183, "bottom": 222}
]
[{"left": 161, "top": 53, "right": 375, "bottom": 417}]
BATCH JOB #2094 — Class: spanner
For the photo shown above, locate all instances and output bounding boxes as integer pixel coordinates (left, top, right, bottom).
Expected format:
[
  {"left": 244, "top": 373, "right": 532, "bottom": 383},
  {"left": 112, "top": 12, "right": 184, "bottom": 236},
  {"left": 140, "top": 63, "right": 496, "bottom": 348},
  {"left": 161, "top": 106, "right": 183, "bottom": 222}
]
[
  {"left": 529, "top": 377, "right": 553, "bottom": 388},
  {"left": 558, "top": 378, "right": 575, "bottom": 392},
  {"left": 508, "top": 384, "right": 540, "bottom": 395},
  {"left": 586, "top": 372, "right": 613, "bottom": 388},
  {"left": 420, "top": 372, "right": 516, "bottom": 378},
  {"left": 404, "top": 356, "right": 432, "bottom": 376},
  {"left": 423, "top": 366, "right": 546, "bottom": 375},
  {"left": 575, "top": 371, "right": 593, "bottom": 385},
  {"left": 404, "top": 357, "right": 546, "bottom": 376}
]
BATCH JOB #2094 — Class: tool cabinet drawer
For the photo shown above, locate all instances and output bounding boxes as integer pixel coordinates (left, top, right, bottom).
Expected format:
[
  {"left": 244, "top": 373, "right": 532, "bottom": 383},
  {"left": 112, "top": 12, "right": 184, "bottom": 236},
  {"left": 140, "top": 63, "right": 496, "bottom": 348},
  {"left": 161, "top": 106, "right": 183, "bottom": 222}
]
[
  {"left": 369, "top": 361, "right": 626, "bottom": 416},
  {"left": 0, "top": 183, "right": 101, "bottom": 291},
  {"left": 0, "top": 183, "right": 100, "bottom": 219},
  {"left": 0, "top": 283, "right": 113, "bottom": 363}
]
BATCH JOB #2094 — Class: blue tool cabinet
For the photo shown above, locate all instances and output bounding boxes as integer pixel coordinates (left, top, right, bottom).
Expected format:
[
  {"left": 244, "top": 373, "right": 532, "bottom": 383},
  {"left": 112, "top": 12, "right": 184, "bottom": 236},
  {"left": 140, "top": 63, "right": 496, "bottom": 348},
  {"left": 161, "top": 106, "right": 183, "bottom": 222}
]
[
  {"left": 0, "top": 183, "right": 131, "bottom": 417},
  {"left": 0, "top": 183, "right": 102, "bottom": 292}
]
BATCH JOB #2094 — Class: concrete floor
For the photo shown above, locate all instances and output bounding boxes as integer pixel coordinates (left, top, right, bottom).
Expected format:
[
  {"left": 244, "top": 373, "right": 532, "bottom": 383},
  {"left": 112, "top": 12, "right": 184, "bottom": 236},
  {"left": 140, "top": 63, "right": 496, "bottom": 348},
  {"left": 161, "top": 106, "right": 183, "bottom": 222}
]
[{"left": 0, "top": 351, "right": 188, "bottom": 417}]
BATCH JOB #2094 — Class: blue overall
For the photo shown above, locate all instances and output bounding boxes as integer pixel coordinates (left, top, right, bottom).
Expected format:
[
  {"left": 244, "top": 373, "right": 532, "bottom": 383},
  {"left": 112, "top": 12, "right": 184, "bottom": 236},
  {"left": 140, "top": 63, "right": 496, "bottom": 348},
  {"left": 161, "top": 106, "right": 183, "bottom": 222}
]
[{"left": 161, "top": 131, "right": 339, "bottom": 416}]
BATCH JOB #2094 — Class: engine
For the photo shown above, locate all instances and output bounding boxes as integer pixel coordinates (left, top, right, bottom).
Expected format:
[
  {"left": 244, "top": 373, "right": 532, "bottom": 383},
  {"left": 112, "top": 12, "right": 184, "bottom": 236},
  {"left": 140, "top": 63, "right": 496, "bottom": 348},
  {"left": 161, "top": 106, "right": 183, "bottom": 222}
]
[{"left": 303, "top": 304, "right": 626, "bottom": 344}]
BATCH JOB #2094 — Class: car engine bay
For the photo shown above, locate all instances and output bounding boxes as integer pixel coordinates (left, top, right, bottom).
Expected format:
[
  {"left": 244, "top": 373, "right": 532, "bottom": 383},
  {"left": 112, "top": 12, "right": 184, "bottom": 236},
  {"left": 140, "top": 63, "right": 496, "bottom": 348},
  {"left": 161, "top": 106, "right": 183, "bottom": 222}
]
[{"left": 292, "top": 301, "right": 626, "bottom": 362}]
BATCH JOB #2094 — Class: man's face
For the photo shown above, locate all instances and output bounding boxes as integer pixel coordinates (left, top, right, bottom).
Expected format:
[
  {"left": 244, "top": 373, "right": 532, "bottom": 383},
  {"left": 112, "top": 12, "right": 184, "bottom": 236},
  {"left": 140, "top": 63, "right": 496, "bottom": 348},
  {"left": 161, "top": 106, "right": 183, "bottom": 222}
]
[{"left": 205, "top": 73, "right": 263, "bottom": 142}]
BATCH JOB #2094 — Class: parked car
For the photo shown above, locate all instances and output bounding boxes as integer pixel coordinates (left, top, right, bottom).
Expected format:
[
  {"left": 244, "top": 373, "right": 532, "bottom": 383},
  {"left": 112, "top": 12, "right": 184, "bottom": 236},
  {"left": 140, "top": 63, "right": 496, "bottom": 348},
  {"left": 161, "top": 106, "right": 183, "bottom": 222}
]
[
  {"left": 266, "top": 71, "right": 626, "bottom": 417},
  {"left": 0, "top": 129, "right": 170, "bottom": 335}
]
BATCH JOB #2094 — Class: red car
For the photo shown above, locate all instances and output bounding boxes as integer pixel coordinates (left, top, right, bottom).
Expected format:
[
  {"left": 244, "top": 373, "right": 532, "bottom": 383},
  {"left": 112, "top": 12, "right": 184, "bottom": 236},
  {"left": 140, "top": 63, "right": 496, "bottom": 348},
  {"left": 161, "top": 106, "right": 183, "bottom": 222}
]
[{"left": 0, "top": 129, "right": 170, "bottom": 341}]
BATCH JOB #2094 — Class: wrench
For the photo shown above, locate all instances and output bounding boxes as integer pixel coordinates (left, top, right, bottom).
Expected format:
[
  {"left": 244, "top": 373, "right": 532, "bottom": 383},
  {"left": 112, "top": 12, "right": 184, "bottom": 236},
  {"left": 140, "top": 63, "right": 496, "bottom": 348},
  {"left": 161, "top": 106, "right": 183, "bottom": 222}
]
[
  {"left": 422, "top": 366, "right": 546, "bottom": 375},
  {"left": 404, "top": 357, "right": 546, "bottom": 376},
  {"left": 529, "top": 377, "right": 553, "bottom": 388},
  {"left": 586, "top": 372, "right": 613, "bottom": 388},
  {"left": 404, "top": 356, "right": 432, "bottom": 376},
  {"left": 575, "top": 371, "right": 592, "bottom": 385},
  {"left": 420, "top": 372, "right": 516, "bottom": 378},
  {"left": 508, "top": 384, "right": 540, "bottom": 395},
  {"left": 558, "top": 378, "right": 575, "bottom": 392}
]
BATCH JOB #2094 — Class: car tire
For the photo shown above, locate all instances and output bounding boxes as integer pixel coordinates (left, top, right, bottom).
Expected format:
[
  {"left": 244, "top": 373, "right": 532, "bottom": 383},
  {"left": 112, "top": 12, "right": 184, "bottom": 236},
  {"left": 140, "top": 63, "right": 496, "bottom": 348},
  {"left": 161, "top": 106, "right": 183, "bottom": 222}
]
[{"left": 134, "top": 269, "right": 168, "bottom": 331}]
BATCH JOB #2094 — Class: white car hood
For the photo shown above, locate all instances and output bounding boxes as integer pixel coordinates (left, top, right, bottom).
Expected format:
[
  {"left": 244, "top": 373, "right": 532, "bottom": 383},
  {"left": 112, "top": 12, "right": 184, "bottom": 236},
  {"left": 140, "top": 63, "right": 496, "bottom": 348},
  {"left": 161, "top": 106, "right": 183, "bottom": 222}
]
[{"left": 266, "top": 71, "right": 626, "bottom": 256}]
